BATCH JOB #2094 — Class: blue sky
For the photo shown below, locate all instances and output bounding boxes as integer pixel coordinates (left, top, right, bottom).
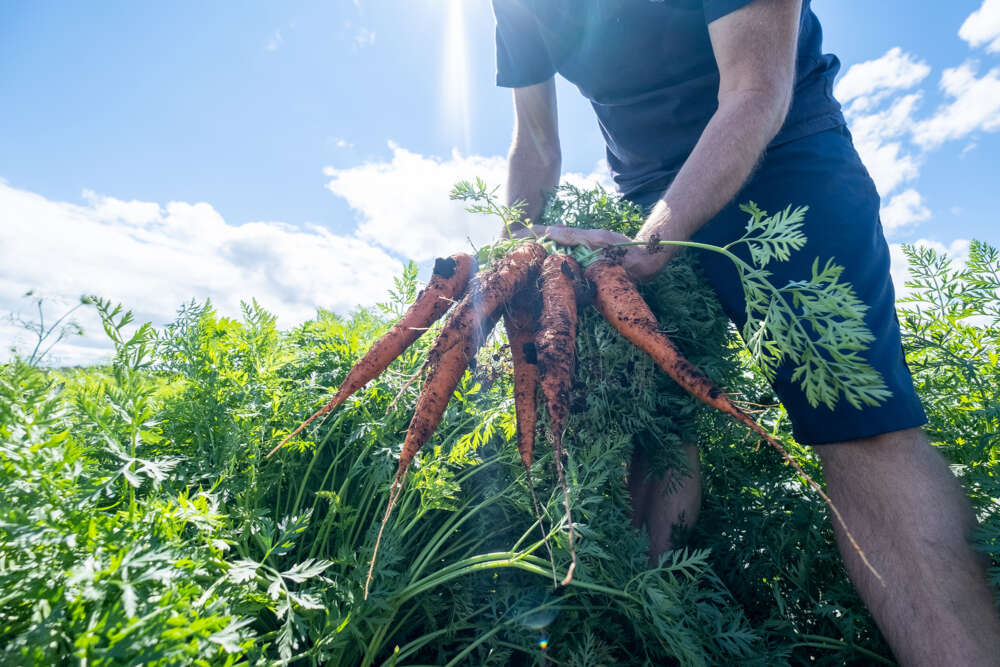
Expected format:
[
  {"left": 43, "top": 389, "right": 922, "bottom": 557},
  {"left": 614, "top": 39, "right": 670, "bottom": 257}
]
[{"left": 2, "top": 1, "right": 999, "bottom": 364}]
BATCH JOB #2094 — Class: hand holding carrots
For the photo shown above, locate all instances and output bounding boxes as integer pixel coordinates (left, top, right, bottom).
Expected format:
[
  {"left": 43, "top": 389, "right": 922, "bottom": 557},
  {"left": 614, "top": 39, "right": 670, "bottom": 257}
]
[{"left": 544, "top": 225, "right": 669, "bottom": 283}]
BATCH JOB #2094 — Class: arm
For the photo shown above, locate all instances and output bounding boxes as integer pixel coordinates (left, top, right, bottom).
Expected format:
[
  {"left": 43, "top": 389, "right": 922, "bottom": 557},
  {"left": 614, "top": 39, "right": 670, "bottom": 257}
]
[
  {"left": 631, "top": 0, "right": 802, "bottom": 272},
  {"left": 546, "top": 0, "right": 802, "bottom": 280},
  {"left": 504, "top": 78, "right": 561, "bottom": 235}
]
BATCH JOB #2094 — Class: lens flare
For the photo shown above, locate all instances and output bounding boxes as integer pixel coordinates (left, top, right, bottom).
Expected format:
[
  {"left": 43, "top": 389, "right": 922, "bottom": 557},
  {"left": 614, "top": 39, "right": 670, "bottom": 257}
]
[
  {"left": 538, "top": 637, "right": 549, "bottom": 650},
  {"left": 441, "top": 0, "right": 471, "bottom": 152}
]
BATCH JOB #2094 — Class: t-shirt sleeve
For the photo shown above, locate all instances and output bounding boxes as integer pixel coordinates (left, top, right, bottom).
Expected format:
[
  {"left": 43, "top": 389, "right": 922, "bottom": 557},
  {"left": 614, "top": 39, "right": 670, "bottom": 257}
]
[
  {"left": 703, "top": 0, "right": 756, "bottom": 24},
  {"left": 493, "top": 0, "right": 557, "bottom": 88}
]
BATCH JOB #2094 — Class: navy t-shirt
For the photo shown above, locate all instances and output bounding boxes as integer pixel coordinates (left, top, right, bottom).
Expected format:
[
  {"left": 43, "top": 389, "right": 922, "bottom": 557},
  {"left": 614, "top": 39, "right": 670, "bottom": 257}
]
[{"left": 493, "top": 0, "right": 846, "bottom": 199}]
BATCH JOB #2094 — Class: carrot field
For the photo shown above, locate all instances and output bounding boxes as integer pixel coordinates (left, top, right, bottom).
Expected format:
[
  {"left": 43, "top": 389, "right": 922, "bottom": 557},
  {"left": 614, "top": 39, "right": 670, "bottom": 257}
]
[{"left": 2, "top": 189, "right": 998, "bottom": 666}]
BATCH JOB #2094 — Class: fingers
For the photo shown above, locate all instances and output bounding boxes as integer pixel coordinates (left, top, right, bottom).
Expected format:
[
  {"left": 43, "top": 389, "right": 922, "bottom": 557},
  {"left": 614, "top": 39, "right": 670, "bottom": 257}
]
[
  {"left": 545, "top": 225, "right": 626, "bottom": 249},
  {"left": 623, "top": 246, "right": 672, "bottom": 283}
]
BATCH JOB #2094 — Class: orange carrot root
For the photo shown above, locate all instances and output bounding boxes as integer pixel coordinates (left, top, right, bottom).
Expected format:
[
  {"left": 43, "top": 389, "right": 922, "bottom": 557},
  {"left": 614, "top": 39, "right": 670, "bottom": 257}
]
[
  {"left": 267, "top": 253, "right": 474, "bottom": 459},
  {"left": 585, "top": 260, "right": 884, "bottom": 586},
  {"left": 504, "top": 289, "right": 556, "bottom": 584},
  {"left": 536, "top": 254, "right": 582, "bottom": 586},
  {"left": 426, "top": 242, "right": 548, "bottom": 367},
  {"left": 505, "top": 291, "right": 542, "bottom": 470}
]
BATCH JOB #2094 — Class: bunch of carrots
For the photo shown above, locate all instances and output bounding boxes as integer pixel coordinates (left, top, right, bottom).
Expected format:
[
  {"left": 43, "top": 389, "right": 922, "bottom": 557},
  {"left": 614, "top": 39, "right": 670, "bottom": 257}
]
[{"left": 267, "top": 238, "right": 880, "bottom": 599}]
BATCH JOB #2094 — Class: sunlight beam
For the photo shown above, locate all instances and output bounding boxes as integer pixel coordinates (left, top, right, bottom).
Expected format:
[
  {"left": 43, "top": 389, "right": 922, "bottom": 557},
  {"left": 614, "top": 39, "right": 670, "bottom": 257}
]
[{"left": 441, "top": 0, "right": 472, "bottom": 152}]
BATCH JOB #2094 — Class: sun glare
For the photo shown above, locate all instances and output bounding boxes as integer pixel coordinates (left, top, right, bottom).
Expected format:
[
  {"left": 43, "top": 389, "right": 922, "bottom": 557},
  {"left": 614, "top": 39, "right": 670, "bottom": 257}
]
[{"left": 442, "top": 0, "right": 472, "bottom": 152}]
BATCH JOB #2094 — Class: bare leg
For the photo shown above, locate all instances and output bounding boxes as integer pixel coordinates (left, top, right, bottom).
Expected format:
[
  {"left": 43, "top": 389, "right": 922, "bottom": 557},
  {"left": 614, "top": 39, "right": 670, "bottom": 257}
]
[
  {"left": 629, "top": 443, "right": 702, "bottom": 565},
  {"left": 816, "top": 427, "right": 1000, "bottom": 666}
]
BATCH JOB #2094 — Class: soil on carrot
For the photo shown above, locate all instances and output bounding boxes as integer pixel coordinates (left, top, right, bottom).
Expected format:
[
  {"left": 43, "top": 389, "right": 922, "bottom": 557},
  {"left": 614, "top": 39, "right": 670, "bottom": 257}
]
[
  {"left": 427, "top": 243, "right": 547, "bottom": 368},
  {"left": 432, "top": 255, "right": 458, "bottom": 279},
  {"left": 537, "top": 255, "right": 580, "bottom": 431}
]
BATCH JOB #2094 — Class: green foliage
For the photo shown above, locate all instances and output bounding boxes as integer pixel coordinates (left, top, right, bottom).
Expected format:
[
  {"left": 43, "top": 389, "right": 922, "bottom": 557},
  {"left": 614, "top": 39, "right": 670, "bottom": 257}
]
[
  {"left": 4, "top": 291, "right": 87, "bottom": 365},
  {"left": 1, "top": 188, "right": 997, "bottom": 665},
  {"left": 539, "top": 182, "right": 646, "bottom": 236},
  {"left": 722, "top": 203, "right": 890, "bottom": 411},
  {"left": 897, "top": 240, "right": 1000, "bottom": 593},
  {"left": 1, "top": 356, "right": 254, "bottom": 665}
]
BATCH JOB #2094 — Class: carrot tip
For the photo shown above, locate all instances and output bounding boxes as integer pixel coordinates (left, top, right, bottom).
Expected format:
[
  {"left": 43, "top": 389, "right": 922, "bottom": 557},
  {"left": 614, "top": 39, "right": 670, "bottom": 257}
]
[{"left": 560, "top": 560, "right": 576, "bottom": 587}]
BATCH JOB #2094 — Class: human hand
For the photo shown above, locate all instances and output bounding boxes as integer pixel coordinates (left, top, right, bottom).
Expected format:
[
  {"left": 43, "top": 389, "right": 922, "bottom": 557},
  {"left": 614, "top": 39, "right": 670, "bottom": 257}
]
[
  {"left": 620, "top": 242, "right": 672, "bottom": 283},
  {"left": 544, "top": 225, "right": 670, "bottom": 283},
  {"left": 543, "top": 225, "right": 628, "bottom": 250}
]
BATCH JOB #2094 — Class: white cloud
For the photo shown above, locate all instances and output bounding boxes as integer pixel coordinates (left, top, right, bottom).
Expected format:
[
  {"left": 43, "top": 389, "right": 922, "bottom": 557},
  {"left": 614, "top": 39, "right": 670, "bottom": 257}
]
[
  {"left": 324, "top": 143, "right": 612, "bottom": 262},
  {"left": 845, "top": 92, "right": 923, "bottom": 196},
  {"left": 880, "top": 189, "right": 931, "bottom": 235},
  {"left": 912, "top": 61, "right": 1000, "bottom": 148},
  {"left": 0, "top": 183, "right": 403, "bottom": 365},
  {"left": 266, "top": 29, "right": 283, "bottom": 52},
  {"left": 837, "top": 50, "right": 927, "bottom": 199},
  {"left": 82, "top": 189, "right": 162, "bottom": 225},
  {"left": 959, "top": 0, "right": 1000, "bottom": 53},
  {"left": 3, "top": 146, "right": 613, "bottom": 366},
  {"left": 837, "top": 40, "right": 1000, "bottom": 243},
  {"left": 834, "top": 47, "right": 930, "bottom": 105},
  {"left": 325, "top": 145, "right": 507, "bottom": 262},
  {"left": 354, "top": 27, "right": 375, "bottom": 48},
  {"left": 857, "top": 141, "right": 921, "bottom": 198}
]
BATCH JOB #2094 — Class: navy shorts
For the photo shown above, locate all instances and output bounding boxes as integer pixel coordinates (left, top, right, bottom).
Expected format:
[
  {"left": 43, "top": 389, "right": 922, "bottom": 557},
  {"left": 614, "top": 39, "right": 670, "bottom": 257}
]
[{"left": 627, "top": 125, "right": 927, "bottom": 445}]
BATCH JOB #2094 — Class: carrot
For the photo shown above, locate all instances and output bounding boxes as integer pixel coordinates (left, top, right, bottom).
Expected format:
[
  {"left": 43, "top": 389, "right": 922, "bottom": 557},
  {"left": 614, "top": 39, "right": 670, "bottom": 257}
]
[
  {"left": 585, "top": 259, "right": 884, "bottom": 586},
  {"left": 504, "top": 291, "right": 541, "bottom": 470},
  {"left": 266, "top": 253, "right": 473, "bottom": 459},
  {"left": 426, "top": 242, "right": 548, "bottom": 367},
  {"left": 364, "top": 246, "right": 547, "bottom": 598},
  {"left": 503, "top": 289, "right": 557, "bottom": 584},
  {"left": 536, "top": 253, "right": 582, "bottom": 586}
]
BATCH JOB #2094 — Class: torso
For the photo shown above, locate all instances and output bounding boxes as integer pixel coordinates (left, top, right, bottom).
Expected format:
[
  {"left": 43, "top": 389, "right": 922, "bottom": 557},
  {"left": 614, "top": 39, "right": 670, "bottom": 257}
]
[{"left": 521, "top": 0, "right": 845, "bottom": 197}]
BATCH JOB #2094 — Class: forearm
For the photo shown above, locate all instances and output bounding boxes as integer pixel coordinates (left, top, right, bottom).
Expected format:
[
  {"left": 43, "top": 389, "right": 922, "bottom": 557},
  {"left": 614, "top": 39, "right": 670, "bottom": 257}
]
[
  {"left": 635, "top": 89, "right": 790, "bottom": 251},
  {"left": 505, "top": 142, "right": 560, "bottom": 234},
  {"left": 503, "top": 79, "right": 561, "bottom": 235}
]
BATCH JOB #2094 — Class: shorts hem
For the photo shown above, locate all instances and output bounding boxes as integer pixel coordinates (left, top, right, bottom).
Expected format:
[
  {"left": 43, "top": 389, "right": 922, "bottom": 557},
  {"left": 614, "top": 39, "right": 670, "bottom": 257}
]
[{"left": 793, "top": 411, "right": 928, "bottom": 447}]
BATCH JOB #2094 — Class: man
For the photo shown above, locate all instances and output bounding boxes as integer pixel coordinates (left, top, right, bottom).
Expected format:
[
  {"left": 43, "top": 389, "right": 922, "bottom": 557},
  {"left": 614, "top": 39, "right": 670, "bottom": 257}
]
[{"left": 492, "top": 0, "right": 1000, "bottom": 664}]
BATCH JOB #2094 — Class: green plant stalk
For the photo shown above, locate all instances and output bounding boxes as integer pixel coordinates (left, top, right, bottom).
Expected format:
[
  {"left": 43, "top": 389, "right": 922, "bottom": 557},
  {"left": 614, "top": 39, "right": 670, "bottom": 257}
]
[
  {"left": 362, "top": 555, "right": 553, "bottom": 666},
  {"left": 441, "top": 597, "right": 568, "bottom": 667},
  {"left": 361, "top": 461, "right": 555, "bottom": 662},
  {"left": 791, "top": 634, "right": 895, "bottom": 665},
  {"left": 304, "top": 460, "right": 343, "bottom": 559},
  {"left": 388, "top": 624, "right": 471, "bottom": 665},
  {"left": 286, "top": 413, "right": 344, "bottom": 517},
  {"left": 404, "top": 457, "right": 508, "bottom": 571}
]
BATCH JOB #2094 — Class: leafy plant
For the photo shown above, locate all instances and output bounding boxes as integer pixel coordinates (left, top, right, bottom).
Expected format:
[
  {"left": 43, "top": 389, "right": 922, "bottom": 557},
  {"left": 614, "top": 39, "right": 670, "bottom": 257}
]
[
  {"left": 897, "top": 240, "right": 1000, "bottom": 594},
  {"left": 4, "top": 291, "right": 86, "bottom": 365},
  {"left": 1, "top": 187, "right": 995, "bottom": 665}
]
